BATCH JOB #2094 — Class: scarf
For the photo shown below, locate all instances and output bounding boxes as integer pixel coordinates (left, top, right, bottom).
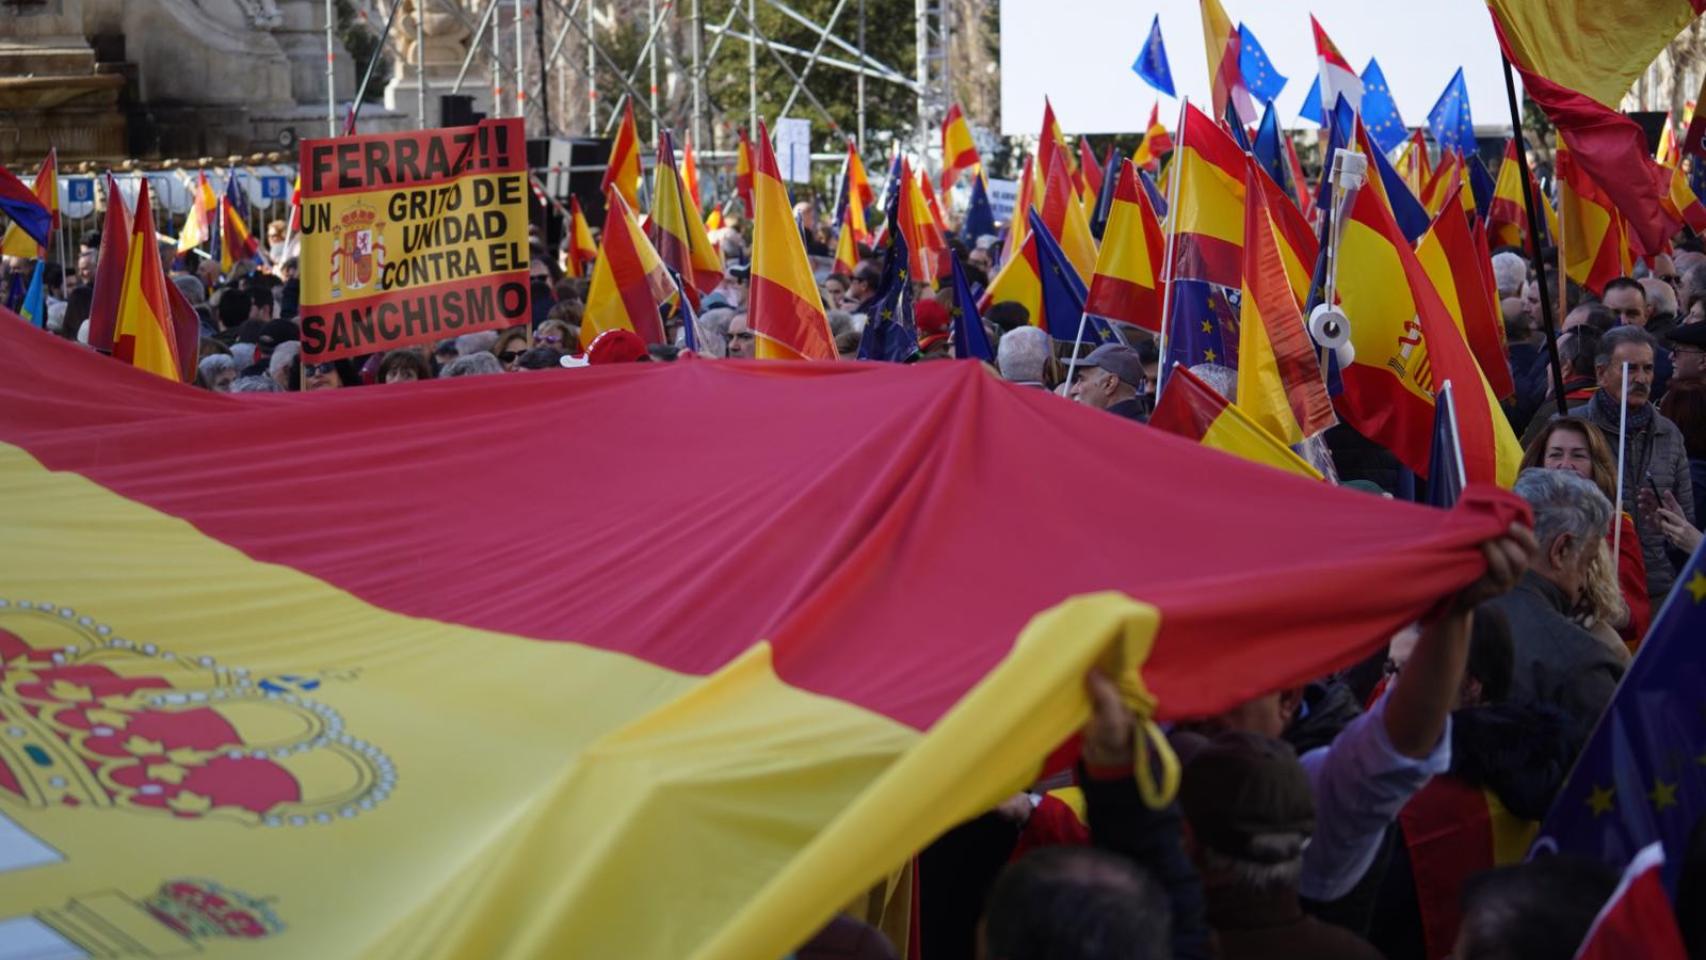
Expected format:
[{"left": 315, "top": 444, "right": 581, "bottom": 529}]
[{"left": 1591, "top": 388, "right": 1654, "bottom": 436}]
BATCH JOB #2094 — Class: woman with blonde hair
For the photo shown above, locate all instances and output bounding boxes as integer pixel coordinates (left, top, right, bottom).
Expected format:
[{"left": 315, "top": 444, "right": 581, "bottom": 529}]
[{"left": 1519, "top": 416, "right": 1648, "bottom": 653}]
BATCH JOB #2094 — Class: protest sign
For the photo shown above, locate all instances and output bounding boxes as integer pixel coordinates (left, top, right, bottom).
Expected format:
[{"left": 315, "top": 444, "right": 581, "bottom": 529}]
[{"left": 296, "top": 118, "right": 531, "bottom": 362}]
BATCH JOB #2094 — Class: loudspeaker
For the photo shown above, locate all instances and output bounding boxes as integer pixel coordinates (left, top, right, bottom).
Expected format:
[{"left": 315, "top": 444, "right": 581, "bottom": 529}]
[{"left": 440, "top": 95, "right": 481, "bottom": 127}]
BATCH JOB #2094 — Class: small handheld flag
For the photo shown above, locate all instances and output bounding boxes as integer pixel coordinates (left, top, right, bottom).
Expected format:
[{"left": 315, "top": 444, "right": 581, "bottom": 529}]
[
  {"left": 17, "top": 259, "right": 45, "bottom": 329},
  {"left": 0, "top": 153, "right": 55, "bottom": 257},
  {"left": 960, "top": 174, "right": 997, "bottom": 244},
  {"left": 1132, "top": 14, "right": 1176, "bottom": 97},
  {"left": 1312, "top": 15, "right": 1363, "bottom": 115},
  {"left": 949, "top": 252, "right": 994, "bottom": 363},
  {"left": 856, "top": 190, "right": 918, "bottom": 364},
  {"left": 1361, "top": 59, "right": 1408, "bottom": 154},
  {"left": 1428, "top": 68, "right": 1476, "bottom": 156},
  {"left": 1237, "top": 23, "right": 1287, "bottom": 105}
]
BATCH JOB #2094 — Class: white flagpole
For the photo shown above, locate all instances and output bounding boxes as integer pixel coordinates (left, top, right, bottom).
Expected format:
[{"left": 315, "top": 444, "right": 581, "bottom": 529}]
[
  {"left": 1154, "top": 96, "right": 1188, "bottom": 397},
  {"left": 1613, "top": 360, "right": 1631, "bottom": 561}
]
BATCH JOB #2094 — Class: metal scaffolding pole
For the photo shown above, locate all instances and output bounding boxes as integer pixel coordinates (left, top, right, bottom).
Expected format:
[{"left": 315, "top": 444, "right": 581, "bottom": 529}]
[
  {"left": 536, "top": 0, "right": 553, "bottom": 134},
  {"left": 586, "top": 0, "right": 597, "bottom": 132},
  {"left": 728, "top": 3, "right": 839, "bottom": 133},
  {"left": 326, "top": 0, "right": 338, "bottom": 135},
  {"left": 747, "top": 0, "right": 758, "bottom": 137},
  {"left": 599, "top": 1, "right": 677, "bottom": 135},
  {"left": 914, "top": 0, "right": 927, "bottom": 156},
  {"left": 451, "top": 0, "right": 502, "bottom": 96},
  {"left": 416, "top": 0, "right": 428, "bottom": 128},
  {"left": 515, "top": 0, "right": 527, "bottom": 129},
  {"left": 648, "top": 0, "right": 660, "bottom": 142},
  {"left": 691, "top": 0, "right": 705, "bottom": 152},
  {"left": 763, "top": 0, "right": 907, "bottom": 82},
  {"left": 856, "top": 0, "right": 864, "bottom": 150},
  {"left": 775, "top": 0, "right": 851, "bottom": 122},
  {"left": 492, "top": 0, "right": 505, "bottom": 115}
]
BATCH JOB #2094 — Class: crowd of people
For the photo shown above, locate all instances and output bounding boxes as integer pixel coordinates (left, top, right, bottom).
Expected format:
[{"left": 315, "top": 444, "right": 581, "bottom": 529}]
[{"left": 6, "top": 182, "right": 1706, "bottom": 960}]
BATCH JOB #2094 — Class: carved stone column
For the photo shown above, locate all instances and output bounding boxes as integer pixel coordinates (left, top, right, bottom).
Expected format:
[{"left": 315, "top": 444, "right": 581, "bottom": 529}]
[{"left": 384, "top": 0, "right": 491, "bottom": 129}]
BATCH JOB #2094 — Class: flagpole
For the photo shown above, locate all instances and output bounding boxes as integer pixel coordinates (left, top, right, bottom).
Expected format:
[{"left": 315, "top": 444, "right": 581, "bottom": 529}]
[
  {"left": 1501, "top": 54, "right": 1567, "bottom": 408},
  {"left": 326, "top": 0, "right": 338, "bottom": 136},
  {"left": 1155, "top": 96, "right": 1188, "bottom": 396},
  {"left": 1613, "top": 361, "right": 1630, "bottom": 561}
]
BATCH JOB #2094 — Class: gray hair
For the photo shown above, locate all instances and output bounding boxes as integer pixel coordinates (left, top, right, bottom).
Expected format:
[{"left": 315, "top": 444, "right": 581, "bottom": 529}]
[
  {"left": 1639, "top": 277, "right": 1678, "bottom": 316},
  {"left": 171, "top": 273, "right": 207, "bottom": 306},
  {"left": 826, "top": 309, "right": 856, "bottom": 339},
  {"left": 997, "top": 326, "right": 1052, "bottom": 382},
  {"left": 456, "top": 330, "right": 500, "bottom": 356},
  {"left": 230, "top": 375, "right": 283, "bottom": 393},
  {"left": 1514, "top": 468, "right": 1611, "bottom": 559},
  {"left": 1189, "top": 363, "right": 1238, "bottom": 403},
  {"left": 1491, "top": 251, "right": 1529, "bottom": 299},
  {"left": 440, "top": 352, "right": 504, "bottom": 377},
  {"left": 694, "top": 307, "right": 734, "bottom": 358},
  {"left": 229, "top": 342, "right": 256, "bottom": 370},
  {"left": 1594, "top": 324, "right": 1658, "bottom": 367},
  {"left": 197, "top": 353, "right": 237, "bottom": 382},
  {"left": 267, "top": 341, "right": 300, "bottom": 378}
]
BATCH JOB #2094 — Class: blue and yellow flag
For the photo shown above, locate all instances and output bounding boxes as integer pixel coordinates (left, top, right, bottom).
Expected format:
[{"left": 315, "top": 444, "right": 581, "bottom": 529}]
[{"left": 1535, "top": 543, "right": 1706, "bottom": 891}]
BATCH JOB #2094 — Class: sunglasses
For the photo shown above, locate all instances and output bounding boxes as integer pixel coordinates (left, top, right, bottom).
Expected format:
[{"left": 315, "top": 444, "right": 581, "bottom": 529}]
[
  {"left": 534, "top": 334, "right": 563, "bottom": 345},
  {"left": 498, "top": 350, "right": 525, "bottom": 363},
  {"left": 306, "top": 363, "right": 337, "bottom": 377}
]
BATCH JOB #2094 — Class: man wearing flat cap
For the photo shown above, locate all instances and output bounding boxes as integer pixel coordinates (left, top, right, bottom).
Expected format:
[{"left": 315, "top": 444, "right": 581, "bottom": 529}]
[{"left": 1069, "top": 343, "right": 1151, "bottom": 422}]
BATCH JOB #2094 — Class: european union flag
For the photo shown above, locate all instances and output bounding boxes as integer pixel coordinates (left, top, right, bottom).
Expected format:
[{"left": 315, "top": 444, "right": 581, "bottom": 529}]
[
  {"left": 1361, "top": 58, "right": 1407, "bottom": 154},
  {"left": 1299, "top": 75, "right": 1325, "bottom": 127},
  {"left": 667, "top": 267, "right": 700, "bottom": 353},
  {"left": 1028, "top": 207, "right": 1114, "bottom": 347},
  {"left": 949, "top": 252, "right": 994, "bottom": 362},
  {"left": 1237, "top": 24, "right": 1287, "bottom": 105},
  {"left": 1534, "top": 541, "right": 1706, "bottom": 892},
  {"left": 1428, "top": 68, "right": 1476, "bottom": 156},
  {"left": 1252, "top": 101, "right": 1291, "bottom": 197},
  {"left": 1368, "top": 130, "right": 1433, "bottom": 243},
  {"left": 1162, "top": 279, "right": 1239, "bottom": 378},
  {"left": 857, "top": 189, "right": 919, "bottom": 363},
  {"left": 1132, "top": 15, "right": 1175, "bottom": 98},
  {"left": 960, "top": 175, "right": 997, "bottom": 244},
  {"left": 1224, "top": 100, "right": 1252, "bottom": 152}
]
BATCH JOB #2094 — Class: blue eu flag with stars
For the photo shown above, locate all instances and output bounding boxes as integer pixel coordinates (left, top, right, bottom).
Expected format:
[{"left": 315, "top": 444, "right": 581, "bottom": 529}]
[
  {"left": 1237, "top": 24, "right": 1287, "bottom": 105},
  {"left": 1162, "top": 279, "right": 1239, "bottom": 384},
  {"left": 1534, "top": 541, "right": 1706, "bottom": 892},
  {"left": 1361, "top": 59, "right": 1407, "bottom": 154},
  {"left": 857, "top": 190, "right": 919, "bottom": 363},
  {"left": 1132, "top": 15, "right": 1175, "bottom": 98},
  {"left": 1428, "top": 68, "right": 1476, "bottom": 156},
  {"left": 1028, "top": 207, "right": 1114, "bottom": 348}
]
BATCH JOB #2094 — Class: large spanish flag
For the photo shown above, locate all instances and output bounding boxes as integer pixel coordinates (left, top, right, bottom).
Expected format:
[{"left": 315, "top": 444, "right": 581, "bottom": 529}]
[
  {"left": 0, "top": 314, "right": 1527, "bottom": 959},
  {"left": 750, "top": 121, "right": 836, "bottom": 361},
  {"left": 601, "top": 102, "right": 643, "bottom": 210},
  {"left": 111, "top": 180, "right": 184, "bottom": 382},
  {"left": 1557, "top": 144, "right": 1633, "bottom": 297},
  {"left": 648, "top": 129, "right": 724, "bottom": 296},
  {"left": 1085, "top": 160, "right": 1167, "bottom": 333},
  {"left": 1040, "top": 149, "right": 1098, "bottom": 283},
  {"left": 940, "top": 103, "right": 981, "bottom": 192},
  {"left": 1236, "top": 161, "right": 1335, "bottom": 446},
  {"left": 1416, "top": 179, "right": 1517, "bottom": 401},
  {"left": 581, "top": 186, "right": 673, "bottom": 348},
  {"left": 1150, "top": 363, "right": 1325, "bottom": 480},
  {"left": 1336, "top": 180, "right": 1523, "bottom": 487}
]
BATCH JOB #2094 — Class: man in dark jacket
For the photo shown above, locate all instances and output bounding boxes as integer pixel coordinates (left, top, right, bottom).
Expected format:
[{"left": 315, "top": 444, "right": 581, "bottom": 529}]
[
  {"left": 1068, "top": 344, "right": 1150, "bottom": 422},
  {"left": 1485, "top": 469, "right": 1626, "bottom": 727},
  {"left": 1178, "top": 731, "right": 1384, "bottom": 960},
  {"left": 1570, "top": 324, "right": 1696, "bottom": 598}
]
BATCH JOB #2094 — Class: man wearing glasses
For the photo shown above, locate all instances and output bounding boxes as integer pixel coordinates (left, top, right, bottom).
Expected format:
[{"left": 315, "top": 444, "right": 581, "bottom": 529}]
[{"left": 1668, "top": 323, "right": 1706, "bottom": 386}]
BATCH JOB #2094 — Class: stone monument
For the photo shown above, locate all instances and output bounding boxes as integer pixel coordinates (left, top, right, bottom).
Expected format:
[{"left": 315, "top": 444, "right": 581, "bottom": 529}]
[{"left": 383, "top": 0, "right": 493, "bottom": 129}]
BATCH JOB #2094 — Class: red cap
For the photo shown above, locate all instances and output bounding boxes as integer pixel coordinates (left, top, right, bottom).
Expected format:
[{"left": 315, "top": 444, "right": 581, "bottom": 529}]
[
  {"left": 915, "top": 300, "right": 951, "bottom": 351},
  {"left": 587, "top": 329, "right": 651, "bottom": 365}
]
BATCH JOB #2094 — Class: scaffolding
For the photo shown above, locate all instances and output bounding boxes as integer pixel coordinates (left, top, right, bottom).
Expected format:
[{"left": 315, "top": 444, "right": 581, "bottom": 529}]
[{"left": 353, "top": 0, "right": 949, "bottom": 186}]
